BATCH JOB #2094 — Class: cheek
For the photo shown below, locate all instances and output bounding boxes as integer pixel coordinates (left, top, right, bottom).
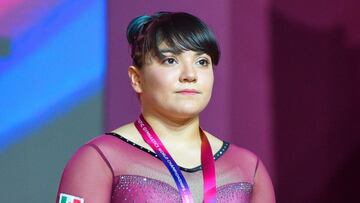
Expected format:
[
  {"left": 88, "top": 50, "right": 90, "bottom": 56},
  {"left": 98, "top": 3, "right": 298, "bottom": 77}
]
[
  {"left": 209, "top": 75, "right": 214, "bottom": 89},
  {"left": 142, "top": 71, "right": 175, "bottom": 95},
  {"left": 202, "top": 72, "right": 214, "bottom": 91}
]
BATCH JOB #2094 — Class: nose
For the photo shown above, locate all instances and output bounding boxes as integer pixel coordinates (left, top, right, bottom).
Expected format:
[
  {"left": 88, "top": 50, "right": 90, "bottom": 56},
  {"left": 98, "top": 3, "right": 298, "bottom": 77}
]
[{"left": 179, "top": 63, "right": 197, "bottom": 83}]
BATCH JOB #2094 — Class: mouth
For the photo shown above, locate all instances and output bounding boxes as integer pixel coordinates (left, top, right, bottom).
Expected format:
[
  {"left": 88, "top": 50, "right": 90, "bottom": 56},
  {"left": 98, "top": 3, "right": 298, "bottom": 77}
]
[{"left": 175, "top": 89, "right": 200, "bottom": 95}]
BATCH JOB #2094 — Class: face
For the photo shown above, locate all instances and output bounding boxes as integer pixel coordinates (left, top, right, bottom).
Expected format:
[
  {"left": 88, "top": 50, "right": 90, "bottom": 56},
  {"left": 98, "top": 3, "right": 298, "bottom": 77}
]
[{"left": 129, "top": 44, "right": 214, "bottom": 120}]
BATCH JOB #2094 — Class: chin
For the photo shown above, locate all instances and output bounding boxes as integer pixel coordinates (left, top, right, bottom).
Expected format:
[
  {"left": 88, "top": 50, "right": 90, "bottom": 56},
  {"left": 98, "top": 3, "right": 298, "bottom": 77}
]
[{"left": 167, "top": 104, "right": 207, "bottom": 119}]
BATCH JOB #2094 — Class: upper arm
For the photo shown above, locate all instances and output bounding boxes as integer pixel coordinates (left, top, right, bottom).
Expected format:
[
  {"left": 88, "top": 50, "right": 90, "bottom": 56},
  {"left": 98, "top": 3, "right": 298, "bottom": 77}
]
[
  {"left": 251, "top": 159, "right": 276, "bottom": 203},
  {"left": 56, "top": 144, "right": 114, "bottom": 203}
]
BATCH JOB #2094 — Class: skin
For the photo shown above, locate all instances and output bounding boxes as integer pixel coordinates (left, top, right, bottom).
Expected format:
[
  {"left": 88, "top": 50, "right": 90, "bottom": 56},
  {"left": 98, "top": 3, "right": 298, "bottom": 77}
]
[
  {"left": 113, "top": 44, "right": 276, "bottom": 202},
  {"left": 114, "top": 44, "right": 223, "bottom": 168}
]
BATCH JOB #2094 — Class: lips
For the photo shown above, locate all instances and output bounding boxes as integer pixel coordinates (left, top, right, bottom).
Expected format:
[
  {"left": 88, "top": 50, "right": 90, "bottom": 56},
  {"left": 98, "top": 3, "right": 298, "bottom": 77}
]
[{"left": 175, "top": 89, "right": 200, "bottom": 95}]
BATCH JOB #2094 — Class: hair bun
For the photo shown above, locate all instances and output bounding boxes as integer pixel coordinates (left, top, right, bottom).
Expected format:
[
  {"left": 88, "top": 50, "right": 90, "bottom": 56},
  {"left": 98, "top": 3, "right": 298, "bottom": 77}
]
[{"left": 126, "top": 15, "right": 153, "bottom": 45}]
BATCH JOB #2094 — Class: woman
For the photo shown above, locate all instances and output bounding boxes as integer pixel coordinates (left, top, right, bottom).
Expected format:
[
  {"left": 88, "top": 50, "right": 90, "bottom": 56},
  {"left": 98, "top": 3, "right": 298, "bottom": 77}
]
[{"left": 56, "top": 12, "right": 275, "bottom": 203}]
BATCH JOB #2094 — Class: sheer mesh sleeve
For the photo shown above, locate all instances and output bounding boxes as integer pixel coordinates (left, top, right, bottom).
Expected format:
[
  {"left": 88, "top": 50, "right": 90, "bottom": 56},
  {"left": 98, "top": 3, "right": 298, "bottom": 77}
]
[
  {"left": 56, "top": 143, "right": 114, "bottom": 203},
  {"left": 251, "top": 159, "right": 276, "bottom": 203}
]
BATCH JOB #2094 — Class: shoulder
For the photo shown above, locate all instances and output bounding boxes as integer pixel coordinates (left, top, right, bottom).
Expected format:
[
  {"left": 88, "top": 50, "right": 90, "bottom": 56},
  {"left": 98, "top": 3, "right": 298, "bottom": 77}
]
[
  {"left": 220, "top": 141, "right": 260, "bottom": 180},
  {"left": 86, "top": 133, "right": 121, "bottom": 149},
  {"left": 227, "top": 143, "right": 258, "bottom": 163},
  {"left": 225, "top": 143, "right": 259, "bottom": 173},
  {"left": 204, "top": 131, "right": 258, "bottom": 165},
  {"left": 64, "top": 134, "right": 119, "bottom": 170},
  {"left": 66, "top": 130, "right": 133, "bottom": 167},
  {"left": 58, "top": 135, "right": 116, "bottom": 202},
  {"left": 62, "top": 132, "right": 133, "bottom": 178},
  {"left": 82, "top": 132, "right": 139, "bottom": 160},
  {"left": 60, "top": 135, "right": 116, "bottom": 186},
  {"left": 85, "top": 122, "right": 141, "bottom": 151}
]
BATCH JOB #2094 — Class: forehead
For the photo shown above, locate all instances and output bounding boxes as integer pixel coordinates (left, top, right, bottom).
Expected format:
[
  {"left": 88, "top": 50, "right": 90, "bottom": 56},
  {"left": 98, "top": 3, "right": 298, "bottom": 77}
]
[{"left": 157, "top": 42, "right": 206, "bottom": 56}]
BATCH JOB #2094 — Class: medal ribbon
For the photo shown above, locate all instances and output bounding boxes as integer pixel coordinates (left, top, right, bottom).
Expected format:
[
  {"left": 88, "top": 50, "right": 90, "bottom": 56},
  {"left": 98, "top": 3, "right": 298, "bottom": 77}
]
[{"left": 134, "top": 114, "right": 217, "bottom": 203}]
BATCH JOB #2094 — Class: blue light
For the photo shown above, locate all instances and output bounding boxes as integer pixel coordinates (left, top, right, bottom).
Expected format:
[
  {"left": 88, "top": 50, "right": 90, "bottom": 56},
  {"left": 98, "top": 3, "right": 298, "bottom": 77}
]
[{"left": 0, "top": 0, "right": 106, "bottom": 150}]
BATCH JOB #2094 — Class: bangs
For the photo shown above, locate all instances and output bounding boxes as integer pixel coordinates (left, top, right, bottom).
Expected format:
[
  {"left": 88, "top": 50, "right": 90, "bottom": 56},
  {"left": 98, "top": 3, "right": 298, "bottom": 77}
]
[{"left": 143, "top": 13, "right": 220, "bottom": 65}]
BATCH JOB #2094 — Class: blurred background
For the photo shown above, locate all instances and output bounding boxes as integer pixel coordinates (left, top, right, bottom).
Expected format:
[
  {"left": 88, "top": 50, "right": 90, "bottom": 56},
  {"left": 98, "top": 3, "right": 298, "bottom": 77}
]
[{"left": 0, "top": 0, "right": 359, "bottom": 202}]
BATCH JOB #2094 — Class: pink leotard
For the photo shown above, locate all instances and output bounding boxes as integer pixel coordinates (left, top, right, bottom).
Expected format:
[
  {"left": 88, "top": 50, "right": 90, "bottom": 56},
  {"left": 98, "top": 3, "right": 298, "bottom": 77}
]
[{"left": 56, "top": 133, "right": 261, "bottom": 203}]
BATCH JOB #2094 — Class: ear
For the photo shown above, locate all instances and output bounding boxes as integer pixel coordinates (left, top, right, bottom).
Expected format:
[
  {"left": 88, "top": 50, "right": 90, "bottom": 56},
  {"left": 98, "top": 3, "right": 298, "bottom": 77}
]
[{"left": 128, "top": 66, "right": 143, "bottom": 93}]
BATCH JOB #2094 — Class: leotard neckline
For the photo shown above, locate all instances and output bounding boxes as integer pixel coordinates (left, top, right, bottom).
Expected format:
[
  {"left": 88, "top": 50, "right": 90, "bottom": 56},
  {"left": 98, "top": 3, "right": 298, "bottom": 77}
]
[{"left": 105, "top": 132, "right": 230, "bottom": 173}]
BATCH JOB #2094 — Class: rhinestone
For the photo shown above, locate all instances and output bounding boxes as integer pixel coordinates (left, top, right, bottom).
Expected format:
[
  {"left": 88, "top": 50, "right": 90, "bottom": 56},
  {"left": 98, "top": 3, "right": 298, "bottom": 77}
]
[{"left": 112, "top": 175, "right": 181, "bottom": 202}]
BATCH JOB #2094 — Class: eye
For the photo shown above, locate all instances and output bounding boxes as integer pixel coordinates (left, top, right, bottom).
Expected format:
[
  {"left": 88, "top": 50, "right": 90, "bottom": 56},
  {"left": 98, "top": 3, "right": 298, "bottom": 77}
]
[
  {"left": 162, "top": 57, "right": 177, "bottom": 65},
  {"left": 197, "top": 58, "right": 210, "bottom": 67}
]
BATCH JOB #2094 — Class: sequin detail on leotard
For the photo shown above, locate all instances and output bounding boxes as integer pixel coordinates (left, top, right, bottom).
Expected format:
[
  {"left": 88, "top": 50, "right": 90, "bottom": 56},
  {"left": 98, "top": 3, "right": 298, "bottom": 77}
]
[
  {"left": 112, "top": 175, "right": 181, "bottom": 202},
  {"left": 216, "top": 182, "right": 253, "bottom": 203},
  {"left": 111, "top": 175, "right": 253, "bottom": 203}
]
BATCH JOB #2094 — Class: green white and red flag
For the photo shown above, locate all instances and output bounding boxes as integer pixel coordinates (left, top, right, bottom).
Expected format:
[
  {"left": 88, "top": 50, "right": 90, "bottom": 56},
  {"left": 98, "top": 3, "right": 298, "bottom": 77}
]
[{"left": 59, "top": 193, "right": 84, "bottom": 203}]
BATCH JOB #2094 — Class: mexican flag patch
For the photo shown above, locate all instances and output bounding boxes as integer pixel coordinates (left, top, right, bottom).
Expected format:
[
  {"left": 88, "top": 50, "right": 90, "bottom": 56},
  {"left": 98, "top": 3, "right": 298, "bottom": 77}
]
[{"left": 59, "top": 193, "right": 84, "bottom": 203}]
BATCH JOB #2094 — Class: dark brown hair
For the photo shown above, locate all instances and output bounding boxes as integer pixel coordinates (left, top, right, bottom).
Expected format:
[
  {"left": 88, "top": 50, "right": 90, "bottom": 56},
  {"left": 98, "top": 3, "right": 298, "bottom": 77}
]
[{"left": 127, "top": 12, "right": 220, "bottom": 68}]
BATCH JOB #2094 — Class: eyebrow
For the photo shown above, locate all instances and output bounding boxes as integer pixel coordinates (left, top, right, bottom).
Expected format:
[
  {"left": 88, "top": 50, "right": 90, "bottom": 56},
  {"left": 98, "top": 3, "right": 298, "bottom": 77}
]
[{"left": 158, "top": 48, "right": 206, "bottom": 56}]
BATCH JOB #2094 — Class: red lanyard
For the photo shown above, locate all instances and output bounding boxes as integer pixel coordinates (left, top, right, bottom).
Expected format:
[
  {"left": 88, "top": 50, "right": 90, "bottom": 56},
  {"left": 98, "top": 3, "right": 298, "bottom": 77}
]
[{"left": 134, "top": 115, "right": 217, "bottom": 202}]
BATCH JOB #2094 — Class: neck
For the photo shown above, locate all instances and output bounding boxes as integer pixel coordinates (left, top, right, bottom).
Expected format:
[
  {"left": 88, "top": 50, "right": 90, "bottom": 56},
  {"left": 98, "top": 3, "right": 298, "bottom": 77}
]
[{"left": 141, "top": 110, "right": 201, "bottom": 148}]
